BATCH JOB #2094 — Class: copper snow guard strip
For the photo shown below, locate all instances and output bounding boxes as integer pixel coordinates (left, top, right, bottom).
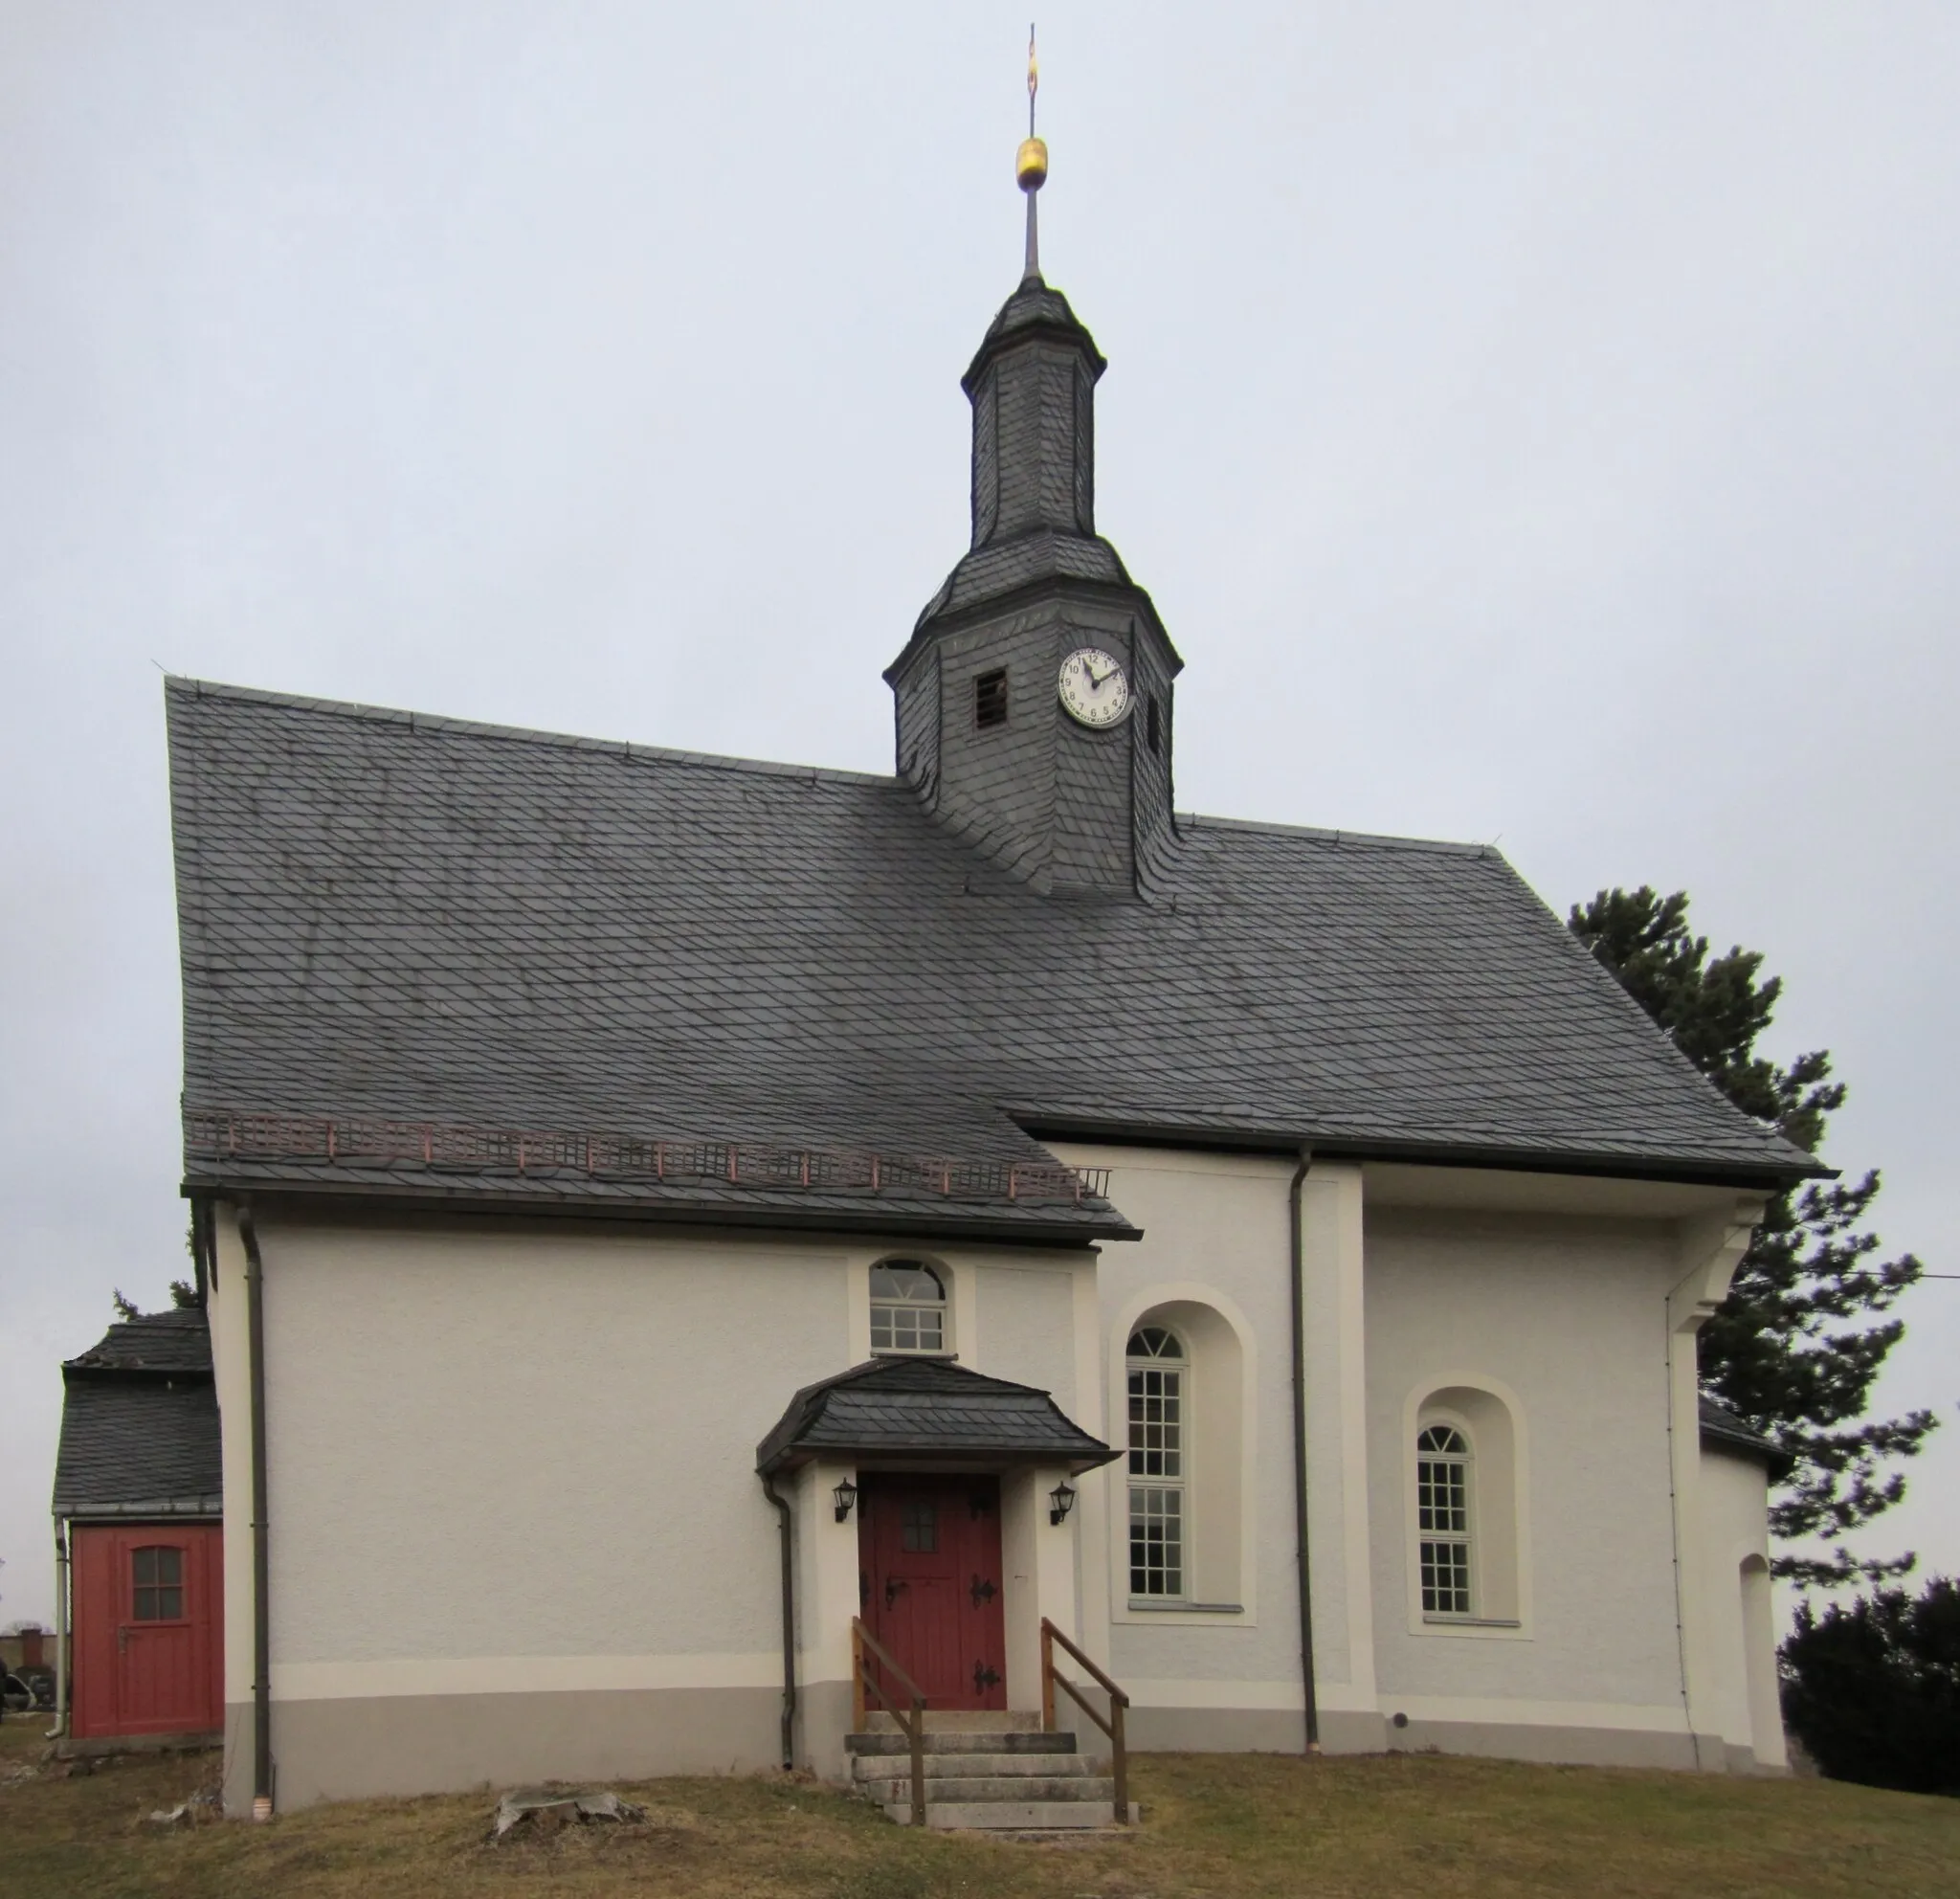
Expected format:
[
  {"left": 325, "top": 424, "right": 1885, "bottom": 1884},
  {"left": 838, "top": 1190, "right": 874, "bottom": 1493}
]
[{"left": 184, "top": 1110, "right": 1108, "bottom": 1207}]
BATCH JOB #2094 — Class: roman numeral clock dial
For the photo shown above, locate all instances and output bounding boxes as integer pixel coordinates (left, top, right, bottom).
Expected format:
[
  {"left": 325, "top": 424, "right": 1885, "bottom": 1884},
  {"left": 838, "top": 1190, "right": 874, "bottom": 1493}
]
[{"left": 1058, "top": 647, "right": 1132, "bottom": 728}]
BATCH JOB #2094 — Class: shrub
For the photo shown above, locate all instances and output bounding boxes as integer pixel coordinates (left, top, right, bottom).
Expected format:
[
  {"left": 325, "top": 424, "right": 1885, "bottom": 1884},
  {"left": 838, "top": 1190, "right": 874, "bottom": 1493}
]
[{"left": 1780, "top": 1575, "right": 1960, "bottom": 1795}]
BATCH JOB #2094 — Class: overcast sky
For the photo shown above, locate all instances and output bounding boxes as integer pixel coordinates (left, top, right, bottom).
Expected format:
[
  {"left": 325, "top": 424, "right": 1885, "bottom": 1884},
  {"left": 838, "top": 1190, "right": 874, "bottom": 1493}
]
[{"left": 3, "top": 3, "right": 1955, "bottom": 1628}]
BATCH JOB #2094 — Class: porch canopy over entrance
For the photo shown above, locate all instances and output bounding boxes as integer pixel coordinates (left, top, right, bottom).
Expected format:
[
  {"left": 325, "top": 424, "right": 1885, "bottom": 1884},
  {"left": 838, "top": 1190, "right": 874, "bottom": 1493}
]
[{"left": 755, "top": 1357, "right": 1118, "bottom": 1477}]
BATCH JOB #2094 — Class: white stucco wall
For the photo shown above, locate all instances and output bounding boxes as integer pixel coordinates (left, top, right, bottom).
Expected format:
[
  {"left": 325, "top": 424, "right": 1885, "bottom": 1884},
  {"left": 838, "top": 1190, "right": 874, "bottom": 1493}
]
[
  {"left": 212, "top": 1210, "right": 1098, "bottom": 1715},
  {"left": 1365, "top": 1205, "right": 1688, "bottom": 1731},
  {"left": 1050, "top": 1146, "right": 1312, "bottom": 1730},
  {"left": 1053, "top": 1149, "right": 1770, "bottom": 1765},
  {"left": 1697, "top": 1444, "right": 1786, "bottom": 1769},
  {"left": 203, "top": 1155, "right": 1773, "bottom": 1785}
]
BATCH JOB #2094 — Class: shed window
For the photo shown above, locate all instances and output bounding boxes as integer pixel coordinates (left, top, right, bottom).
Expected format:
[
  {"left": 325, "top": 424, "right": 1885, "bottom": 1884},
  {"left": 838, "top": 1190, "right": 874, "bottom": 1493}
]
[
  {"left": 870, "top": 1261, "right": 947, "bottom": 1353},
  {"left": 131, "top": 1546, "right": 184, "bottom": 1621},
  {"left": 1127, "top": 1327, "right": 1186, "bottom": 1597},
  {"left": 973, "top": 668, "right": 1009, "bottom": 730},
  {"left": 1416, "top": 1424, "right": 1473, "bottom": 1616},
  {"left": 1147, "top": 696, "right": 1161, "bottom": 755}
]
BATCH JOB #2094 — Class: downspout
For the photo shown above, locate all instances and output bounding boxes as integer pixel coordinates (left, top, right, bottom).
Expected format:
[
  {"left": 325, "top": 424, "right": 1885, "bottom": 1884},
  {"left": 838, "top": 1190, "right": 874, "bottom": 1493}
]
[
  {"left": 759, "top": 1473, "right": 795, "bottom": 1770},
  {"left": 237, "top": 1204, "right": 274, "bottom": 1819},
  {"left": 1288, "top": 1150, "right": 1321, "bottom": 1753},
  {"left": 190, "top": 1194, "right": 213, "bottom": 1307},
  {"left": 45, "top": 1520, "right": 69, "bottom": 1740}
]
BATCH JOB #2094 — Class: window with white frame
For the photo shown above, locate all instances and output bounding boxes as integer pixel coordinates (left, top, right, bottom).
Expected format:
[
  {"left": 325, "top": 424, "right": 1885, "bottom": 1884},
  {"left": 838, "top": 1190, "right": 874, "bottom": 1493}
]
[
  {"left": 1127, "top": 1326, "right": 1186, "bottom": 1598},
  {"left": 1416, "top": 1423, "right": 1473, "bottom": 1616},
  {"left": 869, "top": 1260, "right": 948, "bottom": 1353}
]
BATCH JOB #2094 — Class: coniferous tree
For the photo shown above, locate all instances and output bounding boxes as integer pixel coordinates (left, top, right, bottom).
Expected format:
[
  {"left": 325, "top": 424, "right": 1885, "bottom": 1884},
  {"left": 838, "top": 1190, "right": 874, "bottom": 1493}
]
[{"left": 1569, "top": 887, "right": 1935, "bottom": 1586}]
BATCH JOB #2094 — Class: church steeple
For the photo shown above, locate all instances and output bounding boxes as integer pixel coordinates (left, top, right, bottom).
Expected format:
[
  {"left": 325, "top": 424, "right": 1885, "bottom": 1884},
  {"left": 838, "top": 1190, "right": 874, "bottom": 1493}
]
[{"left": 884, "top": 45, "right": 1182, "bottom": 900}]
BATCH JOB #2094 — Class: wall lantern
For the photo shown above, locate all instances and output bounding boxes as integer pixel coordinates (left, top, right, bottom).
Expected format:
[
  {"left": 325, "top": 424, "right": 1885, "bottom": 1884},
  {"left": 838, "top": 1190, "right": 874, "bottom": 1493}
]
[
  {"left": 833, "top": 1478, "right": 859, "bottom": 1524},
  {"left": 1048, "top": 1481, "right": 1077, "bottom": 1527}
]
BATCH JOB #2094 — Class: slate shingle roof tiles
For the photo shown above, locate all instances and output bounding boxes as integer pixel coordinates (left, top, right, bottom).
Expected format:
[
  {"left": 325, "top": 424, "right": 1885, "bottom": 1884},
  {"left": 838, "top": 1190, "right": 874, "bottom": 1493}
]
[
  {"left": 166, "top": 678, "right": 1811, "bottom": 1237},
  {"left": 54, "top": 1311, "right": 222, "bottom": 1517}
]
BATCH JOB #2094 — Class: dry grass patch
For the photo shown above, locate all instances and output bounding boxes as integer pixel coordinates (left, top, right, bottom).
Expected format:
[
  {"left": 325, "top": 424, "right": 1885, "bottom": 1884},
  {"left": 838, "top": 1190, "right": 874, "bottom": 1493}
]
[{"left": 2, "top": 1715, "right": 1956, "bottom": 1898}]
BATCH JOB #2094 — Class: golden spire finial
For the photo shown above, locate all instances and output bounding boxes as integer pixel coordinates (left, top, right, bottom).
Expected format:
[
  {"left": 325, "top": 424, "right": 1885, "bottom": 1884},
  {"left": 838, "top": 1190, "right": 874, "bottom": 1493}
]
[{"left": 1016, "top": 23, "right": 1048, "bottom": 279}]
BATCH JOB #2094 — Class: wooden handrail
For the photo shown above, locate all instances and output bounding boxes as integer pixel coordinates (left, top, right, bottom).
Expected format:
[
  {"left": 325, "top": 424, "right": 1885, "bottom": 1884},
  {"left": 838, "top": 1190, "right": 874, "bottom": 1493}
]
[
  {"left": 1039, "top": 1618, "right": 1129, "bottom": 1826},
  {"left": 852, "top": 1617, "right": 927, "bottom": 1827}
]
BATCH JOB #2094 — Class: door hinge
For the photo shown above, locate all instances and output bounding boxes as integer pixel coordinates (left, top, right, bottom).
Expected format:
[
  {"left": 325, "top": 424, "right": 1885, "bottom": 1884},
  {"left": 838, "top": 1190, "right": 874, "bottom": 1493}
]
[{"left": 969, "top": 1574, "right": 997, "bottom": 1608}]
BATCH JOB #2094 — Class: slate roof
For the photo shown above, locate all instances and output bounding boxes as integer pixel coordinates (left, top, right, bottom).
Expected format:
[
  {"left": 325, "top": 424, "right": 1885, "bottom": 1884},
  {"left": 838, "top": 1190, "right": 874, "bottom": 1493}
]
[
  {"left": 54, "top": 1311, "right": 222, "bottom": 1518},
  {"left": 165, "top": 678, "right": 1813, "bottom": 1240},
  {"left": 756, "top": 1357, "right": 1117, "bottom": 1475},
  {"left": 965, "top": 277, "right": 1106, "bottom": 381},
  {"left": 1699, "top": 1396, "right": 1790, "bottom": 1475}
]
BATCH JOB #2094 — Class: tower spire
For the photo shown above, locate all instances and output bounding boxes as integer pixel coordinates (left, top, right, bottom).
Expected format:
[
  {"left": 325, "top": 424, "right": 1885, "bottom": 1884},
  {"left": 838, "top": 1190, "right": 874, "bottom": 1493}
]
[{"left": 1016, "top": 24, "right": 1048, "bottom": 282}]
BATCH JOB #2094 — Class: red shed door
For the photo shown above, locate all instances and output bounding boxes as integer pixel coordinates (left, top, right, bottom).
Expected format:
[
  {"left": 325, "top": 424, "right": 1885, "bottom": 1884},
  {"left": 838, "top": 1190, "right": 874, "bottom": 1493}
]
[
  {"left": 71, "top": 1525, "right": 223, "bottom": 1738},
  {"left": 858, "top": 1475, "right": 1007, "bottom": 1711}
]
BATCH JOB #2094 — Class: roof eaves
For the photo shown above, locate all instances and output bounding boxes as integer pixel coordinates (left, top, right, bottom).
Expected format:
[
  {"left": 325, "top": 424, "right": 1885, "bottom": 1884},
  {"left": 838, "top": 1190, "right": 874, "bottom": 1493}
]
[
  {"left": 186, "top": 1173, "right": 1141, "bottom": 1247},
  {"left": 1011, "top": 1112, "right": 1825, "bottom": 1191},
  {"left": 54, "top": 1496, "right": 223, "bottom": 1521}
]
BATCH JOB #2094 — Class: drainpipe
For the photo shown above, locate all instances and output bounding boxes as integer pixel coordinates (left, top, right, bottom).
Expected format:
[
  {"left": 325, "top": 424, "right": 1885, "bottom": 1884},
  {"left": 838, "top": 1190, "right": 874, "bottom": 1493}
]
[
  {"left": 759, "top": 1473, "right": 795, "bottom": 1769},
  {"left": 237, "top": 1204, "right": 274, "bottom": 1819},
  {"left": 1288, "top": 1150, "right": 1322, "bottom": 1753},
  {"left": 45, "top": 1520, "right": 69, "bottom": 1740},
  {"left": 190, "top": 1194, "right": 213, "bottom": 1307}
]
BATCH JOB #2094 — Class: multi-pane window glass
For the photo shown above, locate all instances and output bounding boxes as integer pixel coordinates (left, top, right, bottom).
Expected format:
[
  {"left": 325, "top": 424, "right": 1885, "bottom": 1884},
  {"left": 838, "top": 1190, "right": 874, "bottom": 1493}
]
[
  {"left": 1127, "top": 1327, "right": 1186, "bottom": 1597},
  {"left": 870, "top": 1261, "right": 947, "bottom": 1353},
  {"left": 1416, "top": 1424, "right": 1473, "bottom": 1616},
  {"left": 131, "top": 1546, "right": 184, "bottom": 1621},
  {"left": 900, "top": 1502, "right": 938, "bottom": 1553}
]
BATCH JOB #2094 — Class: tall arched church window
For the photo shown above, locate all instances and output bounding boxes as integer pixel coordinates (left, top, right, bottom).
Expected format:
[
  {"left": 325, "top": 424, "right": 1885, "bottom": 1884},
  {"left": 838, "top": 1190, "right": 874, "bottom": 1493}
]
[
  {"left": 1416, "top": 1424, "right": 1473, "bottom": 1616},
  {"left": 869, "top": 1261, "right": 947, "bottom": 1354},
  {"left": 1127, "top": 1327, "right": 1186, "bottom": 1598}
]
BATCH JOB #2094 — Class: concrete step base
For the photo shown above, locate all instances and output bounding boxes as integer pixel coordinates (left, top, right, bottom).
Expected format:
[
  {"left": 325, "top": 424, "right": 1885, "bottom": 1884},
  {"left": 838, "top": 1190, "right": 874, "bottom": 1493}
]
[
  {"left": 846, "top": 1729, "right": 1080, "bottom": 1756},
  {"left": 884, "top": 1799, "right": 1139, "bottom": 1831},
  {"left": 861, "top": 1709, "right": 1042, "bottom": 1734},
  {"left": 861, "top": 1775, "right": 1116, "bottom": 1805},
  {"left": 850, "top": 1753, "right": 1099, "bottom": 1783}
]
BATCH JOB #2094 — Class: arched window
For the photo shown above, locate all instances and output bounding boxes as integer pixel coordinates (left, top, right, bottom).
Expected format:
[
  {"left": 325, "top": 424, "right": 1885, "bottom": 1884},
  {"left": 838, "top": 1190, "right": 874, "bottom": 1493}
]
[
  {"left": 1416, "top": 1424, "right": 1473, "bottom": 1617},
  {"left": 1127, "top": 1327, "right": 1186, "bottom": 1598},
  {"left": 869, "top": 1260, "right": 947, "bottom": 1354}
]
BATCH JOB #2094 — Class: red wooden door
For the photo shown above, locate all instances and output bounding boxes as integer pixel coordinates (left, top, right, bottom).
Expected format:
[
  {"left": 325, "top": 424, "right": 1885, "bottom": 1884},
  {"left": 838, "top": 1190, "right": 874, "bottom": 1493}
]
[
  {"left": 858, "top": 1475, "right": 1007, "bottom": 1711},
  {"left": 71, "top": 1525, "right": 223, "bottom": 1738}
]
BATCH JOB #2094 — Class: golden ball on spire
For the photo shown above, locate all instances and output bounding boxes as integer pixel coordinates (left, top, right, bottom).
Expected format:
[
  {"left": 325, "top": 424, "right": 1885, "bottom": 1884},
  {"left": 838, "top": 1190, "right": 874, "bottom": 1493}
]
[{"left": 1016, "top": 135, "right": 1048, "bottom": 191}]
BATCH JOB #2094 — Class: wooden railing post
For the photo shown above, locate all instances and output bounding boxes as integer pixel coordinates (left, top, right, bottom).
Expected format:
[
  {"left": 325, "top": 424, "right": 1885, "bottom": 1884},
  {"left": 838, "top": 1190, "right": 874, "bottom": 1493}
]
[
  {"left": 1110, "top": 1694, "right": 1127, "bottom": 1826},
  {"left": 908, "top": 1694, "right": 926, "bottom": 1828},
  {"left": 1039, "top": 1618, "right": 1131, "bottom": 1827},
  {"left": 852, "top": 1617, "right": 932, "bottom": 1828}
]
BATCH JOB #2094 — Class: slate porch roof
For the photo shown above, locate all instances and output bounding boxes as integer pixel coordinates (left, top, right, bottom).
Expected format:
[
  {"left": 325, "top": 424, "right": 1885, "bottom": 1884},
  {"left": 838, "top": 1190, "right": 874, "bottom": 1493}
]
[
  {"left": 756, "top": 1357, "right": 1118, "bottom": 1476},
  {"left": 165, "top": 678, "right": 1814, "bottom": 1240},
  {"left": 54, "top": 1310, "right": 223, "bottom": 1520}
]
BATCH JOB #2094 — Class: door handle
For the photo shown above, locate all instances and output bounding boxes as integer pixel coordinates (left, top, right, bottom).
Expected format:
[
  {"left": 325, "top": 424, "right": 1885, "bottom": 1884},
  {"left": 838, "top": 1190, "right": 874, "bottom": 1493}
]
[{"left": 885, "top": 1576, "right": 909, "bottom": 1611}]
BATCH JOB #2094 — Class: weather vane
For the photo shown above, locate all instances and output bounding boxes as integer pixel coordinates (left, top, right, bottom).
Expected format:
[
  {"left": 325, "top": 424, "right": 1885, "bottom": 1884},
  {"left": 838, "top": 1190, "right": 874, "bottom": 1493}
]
[{"left": 1016, "top": 23, "right": 1048, "bottom": 281}]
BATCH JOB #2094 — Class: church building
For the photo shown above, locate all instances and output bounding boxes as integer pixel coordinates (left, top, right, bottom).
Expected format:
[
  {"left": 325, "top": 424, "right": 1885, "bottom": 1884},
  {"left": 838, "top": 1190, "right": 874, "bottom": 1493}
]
[{"left": 162, "top": 100, "right": 1806, "bottom": 1819}]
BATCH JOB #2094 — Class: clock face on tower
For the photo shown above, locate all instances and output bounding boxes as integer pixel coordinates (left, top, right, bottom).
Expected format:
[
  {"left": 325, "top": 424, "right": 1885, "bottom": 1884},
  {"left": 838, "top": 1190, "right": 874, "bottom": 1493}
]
[{"left": 1058, "top": 648, "right": 1132, "bottom": 728}]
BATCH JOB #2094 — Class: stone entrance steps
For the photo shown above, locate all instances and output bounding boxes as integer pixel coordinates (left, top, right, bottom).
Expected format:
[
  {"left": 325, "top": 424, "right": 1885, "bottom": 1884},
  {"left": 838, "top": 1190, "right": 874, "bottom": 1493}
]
[{"left": 847, "top": 1713, "right": 1133, "bottom": 1832}]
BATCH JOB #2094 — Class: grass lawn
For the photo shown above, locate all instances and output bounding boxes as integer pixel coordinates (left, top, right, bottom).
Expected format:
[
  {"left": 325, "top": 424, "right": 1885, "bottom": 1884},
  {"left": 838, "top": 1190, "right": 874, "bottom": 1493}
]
[{"left": 3, "top": 1714, "right": 1956, "bottom": 1898}]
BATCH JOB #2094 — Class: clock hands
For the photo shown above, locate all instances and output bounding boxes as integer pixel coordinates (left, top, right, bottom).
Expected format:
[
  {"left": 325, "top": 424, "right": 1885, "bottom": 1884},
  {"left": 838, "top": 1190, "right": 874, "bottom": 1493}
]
[{"left": 1058, "top": 649, "right": 1131, "bottom": 726}]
